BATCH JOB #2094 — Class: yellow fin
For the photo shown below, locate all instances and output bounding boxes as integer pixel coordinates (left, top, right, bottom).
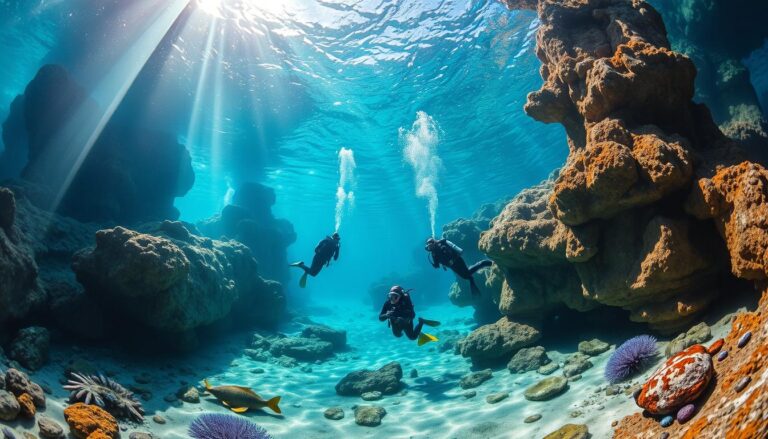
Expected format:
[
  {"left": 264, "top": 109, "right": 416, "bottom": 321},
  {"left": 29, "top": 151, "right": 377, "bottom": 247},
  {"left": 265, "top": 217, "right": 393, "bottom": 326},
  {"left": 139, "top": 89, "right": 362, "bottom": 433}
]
[
  {"left": 203, "top": 379, "right": 212, "bottom": 390},
  {"left": 266, "top": 396, "right": 282, "bottom": 414},
  {"left": 230, "top": 407, "right": 249, "bottom": 413},
  {"left": 417, "top": 332, "right": 438, "bottom": 346}
]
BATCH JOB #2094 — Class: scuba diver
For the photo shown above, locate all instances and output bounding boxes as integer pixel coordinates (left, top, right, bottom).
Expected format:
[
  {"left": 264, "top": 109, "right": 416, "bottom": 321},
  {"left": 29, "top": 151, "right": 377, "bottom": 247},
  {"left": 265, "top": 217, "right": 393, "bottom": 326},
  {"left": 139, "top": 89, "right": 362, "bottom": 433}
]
[
  {"left": 289, "top": 232, "right": 340, "bottom": 288},
  {"left": 379, "top": 286, "right": 440, "bottom": 346},
  {"left": 425, "top": 237, "right": 493, "bottom": 296}
]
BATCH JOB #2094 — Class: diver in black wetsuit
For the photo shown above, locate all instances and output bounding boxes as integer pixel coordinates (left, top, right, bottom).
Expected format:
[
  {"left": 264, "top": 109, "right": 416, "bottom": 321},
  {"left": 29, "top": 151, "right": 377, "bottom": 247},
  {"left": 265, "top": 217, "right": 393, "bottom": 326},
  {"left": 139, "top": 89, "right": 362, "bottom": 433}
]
[
  {"left": 378, "top": 286, "right": 440, "bottom": 346},
  {"left": 289, "top": 232, "right": 340, "bottom": 288},
  {"left": 425, "top": 237, "right": 493, "bottom": 296}
]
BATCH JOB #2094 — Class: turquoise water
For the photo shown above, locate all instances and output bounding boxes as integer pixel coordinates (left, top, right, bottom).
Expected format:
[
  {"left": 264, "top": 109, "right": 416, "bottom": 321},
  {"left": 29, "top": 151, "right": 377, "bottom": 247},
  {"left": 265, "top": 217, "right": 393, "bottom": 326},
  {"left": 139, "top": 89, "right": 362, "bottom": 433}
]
[{"left": 1, "top": 1, "right": 767, "bottom": 438}]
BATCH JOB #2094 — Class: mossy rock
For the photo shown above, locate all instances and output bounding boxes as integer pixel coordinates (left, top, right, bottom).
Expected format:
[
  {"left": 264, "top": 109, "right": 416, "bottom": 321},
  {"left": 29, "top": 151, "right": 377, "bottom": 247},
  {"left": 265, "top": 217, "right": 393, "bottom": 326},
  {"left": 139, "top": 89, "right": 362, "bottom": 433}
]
[{"left": 524, "top": 376, "right": 568, "bottom": 401}]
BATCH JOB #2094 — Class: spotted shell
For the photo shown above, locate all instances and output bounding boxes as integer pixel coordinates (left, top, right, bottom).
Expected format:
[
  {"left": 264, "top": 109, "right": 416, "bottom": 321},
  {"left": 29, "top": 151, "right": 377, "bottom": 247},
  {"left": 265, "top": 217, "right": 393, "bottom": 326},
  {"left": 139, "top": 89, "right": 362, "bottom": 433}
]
[{"left": 636, "top": 344, "right": 713, "bottom": 415}]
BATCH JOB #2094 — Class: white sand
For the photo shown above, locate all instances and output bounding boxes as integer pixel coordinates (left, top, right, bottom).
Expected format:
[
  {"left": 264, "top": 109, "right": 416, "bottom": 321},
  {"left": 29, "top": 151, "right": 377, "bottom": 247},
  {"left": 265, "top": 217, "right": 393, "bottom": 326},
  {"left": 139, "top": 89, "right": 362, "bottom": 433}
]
[{"left": 1, "top": 301, "right": 740, "bottom": 439}]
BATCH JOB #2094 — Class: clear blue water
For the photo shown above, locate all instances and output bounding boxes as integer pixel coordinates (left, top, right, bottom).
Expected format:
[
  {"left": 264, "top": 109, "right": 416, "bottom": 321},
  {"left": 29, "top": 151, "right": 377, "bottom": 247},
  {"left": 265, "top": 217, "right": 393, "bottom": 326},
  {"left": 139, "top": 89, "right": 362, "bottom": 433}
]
[{"left": 0, "top": 0, "right": 570, "bottom": 300}]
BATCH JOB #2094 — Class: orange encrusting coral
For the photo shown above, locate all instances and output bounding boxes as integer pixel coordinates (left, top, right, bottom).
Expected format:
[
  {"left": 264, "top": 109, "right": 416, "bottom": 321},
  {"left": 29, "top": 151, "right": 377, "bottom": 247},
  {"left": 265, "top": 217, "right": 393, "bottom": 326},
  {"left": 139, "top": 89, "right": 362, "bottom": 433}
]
[{"left": 63, "top": 403, "right": 119, "bottom": 439}]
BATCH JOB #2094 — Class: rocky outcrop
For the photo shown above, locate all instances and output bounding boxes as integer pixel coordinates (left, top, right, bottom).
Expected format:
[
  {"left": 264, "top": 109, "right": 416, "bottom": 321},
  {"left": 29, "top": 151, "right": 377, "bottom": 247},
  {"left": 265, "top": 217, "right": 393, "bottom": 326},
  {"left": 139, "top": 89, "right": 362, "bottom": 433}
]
[
  {"left": 197, "top": 183, "right": 295, "bottom": 283},
  {"left": 1, "top": 64, "right": 194, "bottom": 224},
  {"left": 615, "top": 286, "right": 768, "bottom": 437},
  {"left": 490, "top": 0, "right": 747, "bottom": 333},
  {"left": 508, "top": 346, "right": 550, "bottom": 373},
  {"left": 335, "top": 362, "right": 403, "bottom": 396},
  {"left": 300, "top": 324, "right": 347, "bottom": 350},
  {"left": 457, "top": 316, "right": 541, "bottom": 365},
  {"left": 8, "top": 326, "right": 50, "bottom": 370},
  {"left": 72, "top": 221, "right": 285, "bottom": 346},
  {"left": 0, "top": 188, "right": 45, "bottom": 327}
]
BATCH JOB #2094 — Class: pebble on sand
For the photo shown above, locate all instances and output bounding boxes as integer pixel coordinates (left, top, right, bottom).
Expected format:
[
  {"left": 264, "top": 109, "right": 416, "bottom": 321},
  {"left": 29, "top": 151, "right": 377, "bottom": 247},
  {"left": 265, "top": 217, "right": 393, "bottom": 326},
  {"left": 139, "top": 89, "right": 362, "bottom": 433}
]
[
  {"left": 734, "top": 376, "right": 751, "bottom": 392},
  {"left": 524, "top": 414, "right": 542, "bottom": 423},
  {"left": 737, "top": 331, "right": 752, "bottom": 348},
  {"left": 717, "top": 350, "right": 728, "bottom": 361},
  {"left": 324, "top": 407, "right": 344, "bottom": 420},
  {"left": 660, "top": 415, "right": 673, "bottom": 427},
  {"left": 486, "top": 392, "right": 509, "bottom": 404}
]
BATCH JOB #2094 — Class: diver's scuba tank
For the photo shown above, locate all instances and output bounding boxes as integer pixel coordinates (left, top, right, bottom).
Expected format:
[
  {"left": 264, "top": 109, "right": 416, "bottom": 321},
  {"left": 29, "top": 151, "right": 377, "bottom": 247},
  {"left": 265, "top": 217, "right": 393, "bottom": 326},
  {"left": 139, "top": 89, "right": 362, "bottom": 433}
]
[{"left": 445, "top": 239, "right": 463, "bottom": 255}]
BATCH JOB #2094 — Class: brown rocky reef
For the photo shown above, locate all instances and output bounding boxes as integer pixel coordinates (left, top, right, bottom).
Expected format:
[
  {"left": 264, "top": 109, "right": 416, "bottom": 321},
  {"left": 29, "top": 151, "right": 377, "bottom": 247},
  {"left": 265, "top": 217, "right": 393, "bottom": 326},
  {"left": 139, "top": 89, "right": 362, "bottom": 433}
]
[
  {"left": 0, "top": 64, "right": 194, "bottom": 224},
  {"left": 496, "top": 0, "right": 768, "bottom": 434},
  {"left": 197, "top": 182, "right": 296, "bottom": 283},
  {"left": 487, "top": 0, "right": 756, "bottom": 334}
]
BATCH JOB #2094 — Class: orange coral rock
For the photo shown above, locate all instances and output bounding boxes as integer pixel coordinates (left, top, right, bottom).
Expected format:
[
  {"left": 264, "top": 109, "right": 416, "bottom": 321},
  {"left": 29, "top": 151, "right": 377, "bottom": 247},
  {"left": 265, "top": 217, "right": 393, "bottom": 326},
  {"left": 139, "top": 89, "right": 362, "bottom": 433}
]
[
  {"left": 17, "top": 393, "right": 35, "bottom": 418},
  {"left": 636, "top": 344, "right": 713, "bottom": 415},
  {"left": 707, "top": 338, "right": 724, "bottom": 355},
  {"left": 63, "top": 403, "right": 119, "bottom": 439}
]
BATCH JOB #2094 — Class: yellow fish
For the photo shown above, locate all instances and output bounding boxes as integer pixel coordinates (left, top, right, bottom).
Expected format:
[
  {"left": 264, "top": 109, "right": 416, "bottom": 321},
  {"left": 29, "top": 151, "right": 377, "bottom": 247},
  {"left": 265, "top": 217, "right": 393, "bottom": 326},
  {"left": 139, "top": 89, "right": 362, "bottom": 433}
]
[{"left": 203, "top": 379, "right": 282, "bottom": 414}]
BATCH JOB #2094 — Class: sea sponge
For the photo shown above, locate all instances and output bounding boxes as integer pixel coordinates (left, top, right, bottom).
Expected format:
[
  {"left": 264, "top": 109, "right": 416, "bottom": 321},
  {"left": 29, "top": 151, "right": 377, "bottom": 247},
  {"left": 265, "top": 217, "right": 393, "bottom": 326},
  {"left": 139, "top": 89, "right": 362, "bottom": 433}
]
[
  {"left": 189, "top": 413, "right": 273, "bottom": 439},
  {"left": 604, "top": 335, "right": 658, "bottom": 383}
]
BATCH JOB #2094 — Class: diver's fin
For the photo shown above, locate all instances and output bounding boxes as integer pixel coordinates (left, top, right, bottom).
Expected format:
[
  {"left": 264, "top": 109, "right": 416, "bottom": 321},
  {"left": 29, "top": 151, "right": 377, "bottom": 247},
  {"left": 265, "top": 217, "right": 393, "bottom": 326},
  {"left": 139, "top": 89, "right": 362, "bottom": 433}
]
[
  {"left": 299, "top": 273, "right": 308, "bottom": 288},
  {"left": 266, "top": 396, "right": 282, "bottom": 414},
  {"left": 417, "top": 332, "right": 438, "bottom": 346},
  {"left": 230, "top": 407, "right": 249, "bottom": 413},
  {"left": 420, "top": 318, "right": 441, "bottom": 327},
  {"left": 289, "top": 261, "right": 304, "bottom": 267},
  {"left": 203, "top": 379, "right": 212, "bottom": 390}
]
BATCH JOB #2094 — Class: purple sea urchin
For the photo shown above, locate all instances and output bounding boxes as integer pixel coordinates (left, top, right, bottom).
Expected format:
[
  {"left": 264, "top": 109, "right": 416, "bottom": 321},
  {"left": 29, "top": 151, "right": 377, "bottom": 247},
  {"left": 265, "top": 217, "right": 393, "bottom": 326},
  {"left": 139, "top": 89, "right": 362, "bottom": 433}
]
[
  {"left": 604, "top": 335, "right": 658, "bottom": 384},
  {"left": 63, "top": 373, "right": 144, "bottom": 421},
  {"left": 189, "top": 413, "right": 273, "bottom": 439}
]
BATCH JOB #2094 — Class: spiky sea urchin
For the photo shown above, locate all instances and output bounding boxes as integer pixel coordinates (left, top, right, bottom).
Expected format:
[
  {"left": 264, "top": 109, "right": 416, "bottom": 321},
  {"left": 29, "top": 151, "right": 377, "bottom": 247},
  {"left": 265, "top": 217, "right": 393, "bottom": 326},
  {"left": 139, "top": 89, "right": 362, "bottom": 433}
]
[
  {"left": 63, "top": 373, "right": 144, "bottom": 421},
  {"left": 604, "top": 335, "right": 659, "bottom": 384},
  {"left": 189, "top": 413, "right": 273, "bottom": 439}
]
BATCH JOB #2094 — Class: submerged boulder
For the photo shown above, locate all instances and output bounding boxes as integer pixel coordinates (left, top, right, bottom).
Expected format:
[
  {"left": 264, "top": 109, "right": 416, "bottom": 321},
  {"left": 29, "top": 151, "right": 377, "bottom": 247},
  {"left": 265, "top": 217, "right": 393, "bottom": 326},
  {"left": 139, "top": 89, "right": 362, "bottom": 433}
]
[
  {"left": 9, "top": 326, "right": 50, "bottom": 371},
  {"left": 300, "top": 325, "right": 347, "bottom": 350},
  {"left": 268, "top": 337, "right": 334, "bottom": 362},
  {"left": 354, "top": 405, "right": 386, "bottom": 427},
  {"left": 72, "top": 222, "right": 285, "bottom": 343},
  {"left": 335, "top": 362, "right": 403, "bottom": 396},
  {"left": 665, "top": 322, "right": 712, "bottom": 357},
  {"left": 508, "top": 346, "right": 550, "bottom": 373},
  {"left": 457, "top": 317, "right": 541, "bottom": 365},
  {"left": 524, "top": 376, "right": 569, "bottom": 402},
  {"left": 459, "top": 369, "right": 493, "bottom": 389}
]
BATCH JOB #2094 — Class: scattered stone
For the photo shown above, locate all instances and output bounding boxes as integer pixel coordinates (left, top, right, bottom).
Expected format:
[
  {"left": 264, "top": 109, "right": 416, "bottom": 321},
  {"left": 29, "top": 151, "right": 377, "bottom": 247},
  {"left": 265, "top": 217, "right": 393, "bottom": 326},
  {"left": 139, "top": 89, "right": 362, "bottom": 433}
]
[
  {"left": 611, "top": 420, "right": 618, "bottom": 427},
  {"left": 300, "top": 366, "right": 313, "bottom": 373},
  {"left": 486, "top": 392, "right": 509, "bottom": 404},
  {"left": 4, "top": 369, "right": 45, "bottom": 408},
  {"left": 17, "top": 393, "right": 34, "bottom": 418},
  {"left": 463, "top": 391, "right": 477, "bottom": 399},
  {"left": 129, "top": 433, "right": 154, "bottom": 439},
  {"left": 734, "top": 376, "right": 751, "bottom": 392},
  {"left": 578, "top": 339, "right": 610, "bottom": 356},
  {"left": 251, "top": 368, "right": 265, "bottom": 374},
  {"left": 737, "top": 331, "right": 752, "bottom": 348},
  {"left": 457, "top": 317, "right": 542, "bottom": 365},
  {"left": 660, "top": 415, "right": 673, "bottom": 427},
  {"left": 361, "top": 391, "right": 382, "bottom": 401},
  {"left": 568, "top": 374, "right": 582, "bottom": 382},
  {"left": 269, "top": 337, "right": 334, "bottom": 362},
  {"left": 410, "top": 369, "right": 418, "bottom": 378},
  {"left": 562, "top": 357, "right": 592, "bottom": 378},
  {"left": 179, "top": 386, "right": 199, "bottom": 403},
  {"left": 538, "top": 363, "right": 559, "bottom": 375},
  {"left": 153, "top": 415, "right": 166, "bottom": 424},
  {"left": 38, "top": 417, "right": 64, "bottom": 439},
  {"left": 459, "top": 369, "right": 493, "bottom": 389},
  {"left": 508, "top": 346, "right": 550, "bottom": 373},
  {"left": 676, "top": 403, "right": 695, "bottom": 423},
  {"left": 606, "top": 385, "right": 621, "bottom": 396},
  {"left": 524, "top": 376, "right": 568, "bottom": 401},
  {"left": 665, "top": 322, "right": 711, "bottom": 357},
  {"left": 637, "top": 345, "right": 713, "bottom": 414},
  {"left": 324, "top": 407, "right": 344, "bottom": 420},
  {"left": 707, "top": 338, "right": 724, "bottom": 355},
  {"left": 717, "top": 350, "right": 728, "bottom": 361},
  {"left": 543, "top": 423, "right": 589, "bottom": 439},
  {"left": 524, "top": 414, "right": 542, "bottom": 423},
  {"left": 660, "top": 433, "right": 670, "bottom": 439},
  {"left": 336, "top": 362, "right": 403, "bottom": 396},
  {"left": 569, "top": 410, "right": 582, "bottom": 418},
  {"left": 354, "top": 405, "right": 386, "bottom": 427},
  {"left": 64, "top": 403, "right": 119, "bottom": 439},
  {"left": 301, "top": 325, "right": 347, "bottom": 350},
  {"left": 8, "top": 327, "right": 50, "bottom": 371},
  {"left": 0, "top": 390, "right": 20, "bottom": 421}
]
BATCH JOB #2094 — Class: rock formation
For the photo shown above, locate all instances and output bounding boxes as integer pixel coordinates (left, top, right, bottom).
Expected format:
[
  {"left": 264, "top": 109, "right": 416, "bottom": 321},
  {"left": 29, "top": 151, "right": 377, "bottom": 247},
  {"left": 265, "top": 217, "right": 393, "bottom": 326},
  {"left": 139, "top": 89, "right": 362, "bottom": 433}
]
[
  {"left": 198, "top": 182, "right": 295, "bottom": 283},
  {"left": 0, "top": 64, "right": 195, "bottom": 224},
  {"left": 490, "top": 0, "right": 748, "bottom": 333},
  {"left": 72, "top": 221, "right": 285, "bottom": 347},
  {"left": 497, "top": 0, "right": 768, "bottom": 434}
]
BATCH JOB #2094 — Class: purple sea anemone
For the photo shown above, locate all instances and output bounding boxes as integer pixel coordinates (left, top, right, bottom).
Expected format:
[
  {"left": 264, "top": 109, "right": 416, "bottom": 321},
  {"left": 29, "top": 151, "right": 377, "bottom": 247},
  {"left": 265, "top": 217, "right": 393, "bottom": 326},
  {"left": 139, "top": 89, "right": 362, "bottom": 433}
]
[
  {"left": 604, "top": 335, "right": 658, "bottom": 384},
  {"left": 189, "top": 413, "right": 273, "bottom": 439}
]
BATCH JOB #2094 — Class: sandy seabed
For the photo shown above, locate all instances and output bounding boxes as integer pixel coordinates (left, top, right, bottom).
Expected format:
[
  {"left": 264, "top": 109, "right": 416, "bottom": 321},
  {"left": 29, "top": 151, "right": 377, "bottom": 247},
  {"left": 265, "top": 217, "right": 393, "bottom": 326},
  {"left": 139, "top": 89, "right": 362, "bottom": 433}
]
[{"left": 1, "top": 302, "right": 735, "bottom": 439}]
